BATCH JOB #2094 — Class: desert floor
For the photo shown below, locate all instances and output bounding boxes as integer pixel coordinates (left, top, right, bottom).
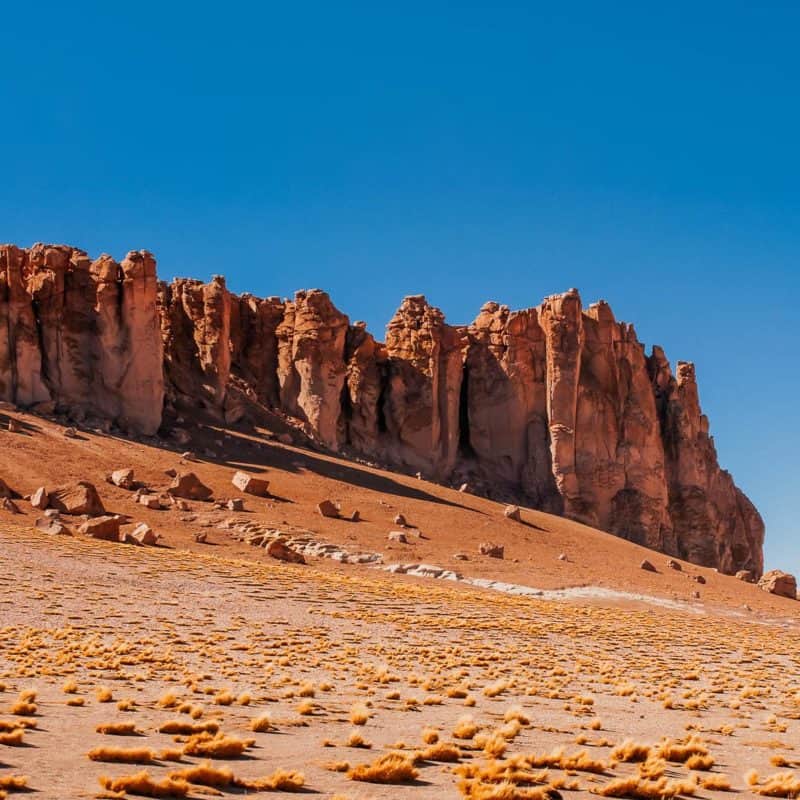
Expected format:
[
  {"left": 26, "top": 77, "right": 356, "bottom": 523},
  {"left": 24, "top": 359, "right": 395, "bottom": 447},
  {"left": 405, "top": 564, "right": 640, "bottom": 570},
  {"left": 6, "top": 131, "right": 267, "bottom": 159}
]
[{"left": 0, "top": 409, "right": 798, "bottom": 799}]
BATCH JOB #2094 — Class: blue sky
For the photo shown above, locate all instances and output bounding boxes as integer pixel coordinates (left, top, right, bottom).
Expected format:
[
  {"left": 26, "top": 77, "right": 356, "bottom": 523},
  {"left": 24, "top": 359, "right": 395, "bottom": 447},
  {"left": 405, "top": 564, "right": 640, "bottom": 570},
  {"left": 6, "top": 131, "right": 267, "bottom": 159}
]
[{"left": 2, "top": 2, "right": 797, "bottom": 574}]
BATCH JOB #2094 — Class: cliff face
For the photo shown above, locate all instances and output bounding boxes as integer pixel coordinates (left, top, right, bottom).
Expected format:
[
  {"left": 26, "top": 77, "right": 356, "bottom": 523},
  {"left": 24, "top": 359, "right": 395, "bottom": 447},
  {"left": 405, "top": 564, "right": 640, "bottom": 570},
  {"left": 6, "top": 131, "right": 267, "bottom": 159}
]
[{"left": 0, "top": 243, "right": 764, "bottom": 575}]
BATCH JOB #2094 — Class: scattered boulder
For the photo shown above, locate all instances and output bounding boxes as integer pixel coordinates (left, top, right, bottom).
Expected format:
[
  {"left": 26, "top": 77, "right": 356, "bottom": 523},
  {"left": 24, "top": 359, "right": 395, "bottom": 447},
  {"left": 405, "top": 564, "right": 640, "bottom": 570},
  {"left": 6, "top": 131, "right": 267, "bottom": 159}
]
[
  {"left": 504, "top": 505, "right": 522, "bottom": 522},
  {"left": 181, "top": 451, "right": 196, "bottom": 461},
  {"left": 454, "top": 553, "right": 469, "bottom": 561},
  {"left": 666, "top": 559, "right": 682, "bottom": 571},
  {"left": 349, "top": 510, "right": 361, "bottom": 522},
  {"left": 109, "top": 469, "right": 135, "bottom": 490},
  {"left": 231, "top": 471, "right": 270, "bottom": 496},
  {"left": 227, "top": 498, "right": 244, "bottom": 511},
  {"left": 557, "top": 553, "right": 568, "bottom": 561},
  {"left": 30, "top": 487, "right": 48, "bottom": 510},
  {"left": 7, "top": 418, "right": 21, "bottom": 433},
  {"left": 35, "top": 516, "right": 72, "bottom": 535},
  {"left": 479, "top": 542, "right": 504, "bottom": 559},
  {"left": 735, "top": 570, "right": 755, "bottom": 583},
  {"left": 63, "top": 427, "right": 78, "bottom": 438},
  {"left": 388, "top": 531, "right": 408, "bottom": 543},
  {"left": 757, "top": 569, "right": 797, "bottom": 599},
  {"left": 79, "top": 515, "right": 121, "bottom": 541},
  {"left": 48, "top": 482, "right": 105, "bottom": 516},
  {"left": 266, "top": 538, "right": 306, "bottom": 564},
  {"left": 194, "top": 531, "right": 208, "bottom": 543},
  {"left": 639, "top": 559, "right": 657, "bottom": 573},
  {"left": 1, "top": 497, "right": 21, "bottom": 514},
  {"left": 458, "top": 483, "right": 470, "bottom": 493},
  {"left": 168, "top": 472, "right": 213, "bottom": 501},
  {"left": 139, "top": 494, "right": 163, "bottom": 509},
  {"left": 125, "top": 523, "right": 160, "bottom": 546},
  {"left": 694, "top": 575, "right": 707, "bottom": 585},
  {"left": 318, "top": 500, "right": 339, "bottom": 519},
  {"left": 393, "top": 513, "right": 408, "bottom": 527}
]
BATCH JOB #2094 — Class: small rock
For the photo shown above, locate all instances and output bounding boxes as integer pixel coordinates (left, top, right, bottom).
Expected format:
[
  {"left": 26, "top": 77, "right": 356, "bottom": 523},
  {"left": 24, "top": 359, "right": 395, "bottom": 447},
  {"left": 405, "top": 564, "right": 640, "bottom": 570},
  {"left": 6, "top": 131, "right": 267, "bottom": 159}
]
[
  {"left": 266, "top": 538, "right": 306, "bottom": 564},
  {"left": 349, "top": 510, "right": 361, "bottom": 522},
  {"left": 479, "top": 542, "right": 504, "bottom": 559},
  {"left": 125, "top": 523, "right": 160, "bottom": 546},
  {"left": 503, "top": 505, "right": 522, "bottom": 522},
  {"left": 1, "top": 497, "right": 21, "bottom": 514},
  {"left": 557, "top": 553, "right": 567, "bottom": 561},
  {"left": 63, "top": 427, "right": 78, "bottom": 438},
  {"left": 735, "top": 570, "right": 754, "bottom": 583},
  {"left": 30, "top": 487, "right": 48, "bottom": 510},
  {"left": 164, "top": 468, "right": 177, "bottom": 478},
  {"left": 639, "top": 559, "right": 657, "bottom": 572},
  {"left": 232, "top": 471, "right": 270, "bottom": 496},
  {"left": 0, "top": 477, "right": 20, "bottom": 499},
  {"left": 694, "top": 575, "right": 707, "bottom": 585},
  {"left": 227, "top": 498, "right": 244, "bottom": 511},
  {"left": 193, "top": 531, "right": 207, "bottom": 543},
  {"left": 79, "top": 515, "right": 121, "bottom": 541},
  {"left": 692, "top": 590, "right": 700, "bottom": 599},
  {"left": 388, "top": 531, "right": 408, "bottom": 543},
  {"left": 139, "top": 494, "right": 162, "bottom": 509},
  {"left": 35, "top": 517, "right": 72, "bottom": 536},
  {"left": 393, "top": 513, "right": 408, "bottom": 527},
  {"left": 181, "top": 451, "right": 196, "bottom": 461},
  {"left": 168, "top": 472, "right": 213, "bottom": 501},
  {"left": 7, "top": 418, "right": 21, "bottom": 433},
  {"left": 317, "top": 500, "right": 339, "bottom": 519},
  {"left": 458, "top": 482, "right": 470, "bottom": 493},
  {"left": 109, "top": 469, "right": 135, "bottom": 490},
  {"left": 277, "top": 432, "right": 293, "bottom": 445},
  {"left": 666, "top": 559, "right": 682, "bottom": 571},
  {"left": 454, "top": 553, "right": 469, "bottom": 561}
]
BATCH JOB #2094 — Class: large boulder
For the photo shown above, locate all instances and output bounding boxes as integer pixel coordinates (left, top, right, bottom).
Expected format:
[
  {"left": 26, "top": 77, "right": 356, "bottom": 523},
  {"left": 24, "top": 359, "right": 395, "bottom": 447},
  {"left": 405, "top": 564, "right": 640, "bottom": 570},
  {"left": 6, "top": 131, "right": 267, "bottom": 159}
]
[
  {"left": 167, "top": 472, "right": 212, "bottom": 501},
  {"left": 109, "top": 469, "right": 135, "bottom": 490},
  {"left": 78, "top": 515, "right": 121, "bottom": 541},
  {"left": 124, "top": 522, "right": 160, "bottom": 546},
  {"left": 757, "top": 569, "right": 797, "bottom": 599},
  {"left": 48, "top": 481, "right": 105, "bottom": 516},
  {"left": 0, "top": 478, "right": 19, "bottom": 499},
  {"left": 232, "top": 471, "right": 270, "bottom": 496}
]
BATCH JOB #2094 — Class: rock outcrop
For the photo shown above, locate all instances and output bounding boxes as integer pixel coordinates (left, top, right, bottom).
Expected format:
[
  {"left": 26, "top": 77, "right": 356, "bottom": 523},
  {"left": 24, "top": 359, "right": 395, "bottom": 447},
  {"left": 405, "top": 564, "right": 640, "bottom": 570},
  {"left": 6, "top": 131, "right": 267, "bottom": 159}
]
[{"left": 0, "top": 243, "right": 765, "bottom": 575}]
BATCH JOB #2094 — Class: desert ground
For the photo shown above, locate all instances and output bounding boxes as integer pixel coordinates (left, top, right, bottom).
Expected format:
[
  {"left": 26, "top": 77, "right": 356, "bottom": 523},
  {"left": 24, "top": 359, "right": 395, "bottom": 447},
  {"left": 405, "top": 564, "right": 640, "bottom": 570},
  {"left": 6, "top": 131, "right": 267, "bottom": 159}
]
[{"left": 0, "top": 408, "right": 798, "bottom": 799}]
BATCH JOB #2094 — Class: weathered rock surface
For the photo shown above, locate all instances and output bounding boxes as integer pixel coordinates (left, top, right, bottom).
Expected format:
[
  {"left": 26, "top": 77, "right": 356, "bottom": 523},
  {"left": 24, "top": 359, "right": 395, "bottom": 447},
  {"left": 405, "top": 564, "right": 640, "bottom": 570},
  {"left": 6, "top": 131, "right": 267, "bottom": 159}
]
[
  {"left": 79, "top": 515, "right": 121, "bottom": 541},
  {"left": 167, "top": 472, "right": 212, "bottom": 501},
  {"left": 0, "top": 242, "right": 764, "bottom": 575},
  {"left": 48, "top": 481, "right": 105, "bottom": 516},
  {"left": 757, "top": 569, "right": 797, "bottom": 599}
]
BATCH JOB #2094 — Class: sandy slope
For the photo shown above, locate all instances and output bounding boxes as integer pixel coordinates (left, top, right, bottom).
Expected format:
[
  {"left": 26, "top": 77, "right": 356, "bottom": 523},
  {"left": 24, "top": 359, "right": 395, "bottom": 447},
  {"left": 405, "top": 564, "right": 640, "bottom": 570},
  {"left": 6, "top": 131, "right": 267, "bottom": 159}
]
[{"left": 0, "top": 408, "right": 798, "bottom": 798}]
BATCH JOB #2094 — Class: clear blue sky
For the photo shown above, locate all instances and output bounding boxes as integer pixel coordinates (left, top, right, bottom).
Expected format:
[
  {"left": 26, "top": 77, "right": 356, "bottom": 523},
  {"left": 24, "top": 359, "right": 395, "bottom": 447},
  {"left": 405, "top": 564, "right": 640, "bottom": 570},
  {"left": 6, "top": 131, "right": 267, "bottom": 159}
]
[{"left": 2, "top": 2, "right": 797, "bottom": 574}]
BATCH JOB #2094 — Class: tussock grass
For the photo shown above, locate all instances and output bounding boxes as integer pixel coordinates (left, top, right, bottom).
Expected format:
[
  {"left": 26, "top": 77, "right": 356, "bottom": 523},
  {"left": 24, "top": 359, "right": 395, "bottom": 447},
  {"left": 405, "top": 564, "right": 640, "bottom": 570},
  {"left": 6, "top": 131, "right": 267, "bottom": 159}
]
[
  {"left": 348, "top": 752, "right": 419, "bottom": 783},
  {"left": 701, "top": 774, "right": 733, "bottom": 791},
  {"left": 88, "top": 745, "right": 155, "bottom": 764},
  {"left": 95, "top": 686, "right": 114, "bottom": 703},
  {"left": 346, "top": 730, "right": 372, "bottom": 748},
  {"left": 349, "top": 703, "right": 370, "bottom": 725},
  {"left": 250, "top": 713, "right": 272, "bottom": 732},
  {"left": 453, "top": 715, "right": 480, "bottom": 739},
  {"left": 610, "top": 739, "right": 652, "bottom": 763},
  {"left": 0, "top": 776, "right": 27, "bottom": 790},
  {"left": 182, "top": 732, "right": 254, "bottom": 758},
  {"left": 98, "top": 771, "right": 189, "bottom": 797},
  {"left": 593, "top": 775, "right": 697, "bottom": 798},
  {"left": 96, "top": 722, "right": 140, "bottom": 735},
  {"left": 0, "top": 729, "right": 24, "bottom": 746},
  {"left": 157, "top": 720, "right": 219, "bottom": 735},
  {"left": 747, "top": 771, "right": 800, "bottom": 798}
]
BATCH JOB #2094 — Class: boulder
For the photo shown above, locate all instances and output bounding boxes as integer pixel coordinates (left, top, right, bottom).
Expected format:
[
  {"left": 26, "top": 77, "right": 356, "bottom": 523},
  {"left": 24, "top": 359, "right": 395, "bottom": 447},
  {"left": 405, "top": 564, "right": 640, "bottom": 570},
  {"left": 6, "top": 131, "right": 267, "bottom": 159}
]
[
  {"left": 504, "top": 505, "right": 522, "bottom": 522},
  {"left": 479, "top": 542, "right": 504, "bottom": 559},
  {"left": 265, "top": 538, "right": 306, "bottom": 564},
  {"left": 639, "top": 559, "right": 657, "bottom": 572},
  {"left": 167, "top": 471, "right": 213, "bottom": 501},
  {"left": 109, "top": 469, "right": 135, "bottom": 489},
  {"left": 139, "top": 494, "right": 162, "bottom": 509},
  {"left": 125, "top": 523, "right": 159, "bottom": 546},
  {"left": 666, "top": 559, "right": 682, "bottom": 571},
  {"left": 757, "top": 569, "right": 797, "bottom": 599},
  {"left": 388, "top": 531, "right": 408, "bottom": 543},
  {"left": 79, "top": 515, "right": 121, "bottom": 541},
  {"left": 30, "top": 487, "right": 48, "bottom": 510},
  {"left": 48, "top": 481, "right": 105, "bottom": 516},
  {"left": 7, "top": 418, "right": 21, "bottom": 433},
  {"left": 231, "top": 471, "right": 270, "bottom": 496},
  {"left": 317, "top": 500, "right": 339, "bottom": 518},
  {"left": 349, "top": 510, "right": 361, "bottom": 522},
  {"left": 227, "top": 498, "right": 244, "bottom": 511},
  {"left": 393, "top": 513, "right": 408, "bottom": 527},
  {"left": 1, "top": 497, "right": 21, "bottom": 514},
  {"left": 735, "top": 570, "right": 754, "bottom": 583},
  {"left": 35, "top": 516, "right": 72, "bottom": 535}
]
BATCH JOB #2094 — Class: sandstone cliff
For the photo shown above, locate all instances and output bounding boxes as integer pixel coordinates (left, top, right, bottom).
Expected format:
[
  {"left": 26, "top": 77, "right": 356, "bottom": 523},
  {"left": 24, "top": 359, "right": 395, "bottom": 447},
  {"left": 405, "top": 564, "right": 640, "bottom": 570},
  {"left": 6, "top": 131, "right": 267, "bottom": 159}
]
[{"left": 0, "top": 243, "right": 764, "bottom": 575}]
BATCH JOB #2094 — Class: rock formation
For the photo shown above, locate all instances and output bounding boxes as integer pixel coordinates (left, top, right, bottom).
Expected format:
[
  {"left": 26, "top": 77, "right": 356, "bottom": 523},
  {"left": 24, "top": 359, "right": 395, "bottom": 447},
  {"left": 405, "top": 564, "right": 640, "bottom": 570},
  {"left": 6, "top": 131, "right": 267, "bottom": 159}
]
[{"left": 0, "top": 243, "right": 765, "bottom": 575}]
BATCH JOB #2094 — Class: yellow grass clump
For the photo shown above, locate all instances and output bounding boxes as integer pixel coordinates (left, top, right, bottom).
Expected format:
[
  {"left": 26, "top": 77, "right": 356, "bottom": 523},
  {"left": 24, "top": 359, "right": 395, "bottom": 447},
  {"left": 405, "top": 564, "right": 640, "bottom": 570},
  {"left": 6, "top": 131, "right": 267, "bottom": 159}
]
[
  {"left": 96, "top": 722, "right": 140, "bottom": 735},
  {"left": 348, "top": 752, "right": 419, "bottom": 783},
  {"left": 182, "top": 732, "right": 255, "bottom": 759},
  {"left": 593, "top": 774, "right": 697, "bottom": 798},
  {"left": 88, "top": 745, "right": 155, "bottom": 764},
  {"left": 349, "top": 703, "right": 370, "bottom": 725},
  {"left": 98, "top": 771, "right": 189, "bottom": 797},
  {"left": 250, "top": 713, "right": 272, "bottom": 732}
]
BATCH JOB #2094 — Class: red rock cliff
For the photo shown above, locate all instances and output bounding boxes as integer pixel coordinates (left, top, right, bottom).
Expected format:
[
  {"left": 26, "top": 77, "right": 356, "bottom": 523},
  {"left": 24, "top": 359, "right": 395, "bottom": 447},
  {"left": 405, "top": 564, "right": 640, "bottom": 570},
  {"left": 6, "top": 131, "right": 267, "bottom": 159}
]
[{"left": 0, "top": 243, "right": 764, "bottom": 575}]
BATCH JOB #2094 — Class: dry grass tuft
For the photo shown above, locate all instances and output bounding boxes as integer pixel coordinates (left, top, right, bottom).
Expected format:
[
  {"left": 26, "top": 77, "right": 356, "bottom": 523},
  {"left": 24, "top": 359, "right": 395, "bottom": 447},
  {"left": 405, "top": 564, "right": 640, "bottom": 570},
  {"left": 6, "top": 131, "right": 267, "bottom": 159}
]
[
  {"left": 96, "top": 722, "right": 140, "bottom": 736},
  {"left": 157, "top": 720, "right": 219, "bottom": 735},
  {"left": 250, "top": 713, "right": 272, "bottom": 732},
  {"left": 98, "top": 771, "right": 189, "bottom": 797},
  {"left": 182, "top": 732, "right": 254, "bottom": 759},
  {"left": 593, "top": 774, "right": 697, "bottom": 798},
  {"left": 88, "top": 745, "right": 155, "bottom": 764},
  {"left": 348, "top": 752, "right": 419, "bottom": 783}
]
